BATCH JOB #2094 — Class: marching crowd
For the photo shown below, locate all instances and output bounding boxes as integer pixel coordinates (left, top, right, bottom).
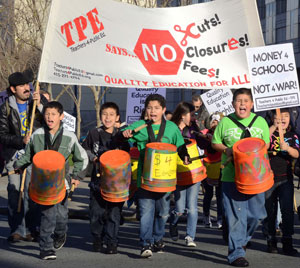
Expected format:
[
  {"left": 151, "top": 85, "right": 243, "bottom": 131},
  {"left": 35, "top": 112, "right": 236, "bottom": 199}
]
[{"left": 0, "top": 71, "right": 299, "bottom": 267}]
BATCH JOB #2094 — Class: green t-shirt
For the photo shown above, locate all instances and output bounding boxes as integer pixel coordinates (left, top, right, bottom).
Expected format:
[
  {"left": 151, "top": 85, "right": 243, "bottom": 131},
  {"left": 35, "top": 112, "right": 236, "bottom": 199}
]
[
  {"left": 212, "top": 112, "right": 270, "bottom": 182},
  {"left": 125, "top": 119, "right": 185, "bottom": 187}
]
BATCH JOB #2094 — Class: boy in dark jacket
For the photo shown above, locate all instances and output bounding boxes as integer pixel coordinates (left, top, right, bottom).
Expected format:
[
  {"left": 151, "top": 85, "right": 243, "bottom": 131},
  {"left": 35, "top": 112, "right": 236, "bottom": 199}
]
[{"left": 82, "top": 102, "right": 130, "bottom": 254}]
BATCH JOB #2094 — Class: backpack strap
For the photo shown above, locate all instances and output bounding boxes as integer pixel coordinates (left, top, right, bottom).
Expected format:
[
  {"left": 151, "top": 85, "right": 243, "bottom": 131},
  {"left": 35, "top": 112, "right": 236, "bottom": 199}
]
[
  {"left": 227, "top": 114, "right": 258, "bottom": 139},
  {"left": 147, "top": 117, "right": 166, "bottom": 143},
  {"left": 5, "top": 99, "right": 10, "bottom": 117}
]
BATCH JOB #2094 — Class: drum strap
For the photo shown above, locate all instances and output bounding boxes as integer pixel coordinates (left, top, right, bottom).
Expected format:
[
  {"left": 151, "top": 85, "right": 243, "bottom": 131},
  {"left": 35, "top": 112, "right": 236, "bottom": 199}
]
[
  {"left": 44, "top": 126, "right": 63, "bottom": 151},
  {"left": 227, "top": 114, "right": 258, "bottom": 139},
  {"left": 147, "top": 117, "right": 166, "bottom": 142}
]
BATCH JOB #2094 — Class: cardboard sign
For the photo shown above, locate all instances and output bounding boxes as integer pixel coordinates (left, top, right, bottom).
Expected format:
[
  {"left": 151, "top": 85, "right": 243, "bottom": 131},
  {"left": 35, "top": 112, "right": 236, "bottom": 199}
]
[
  {"left": 126, "top": 88, "right": 166, "bottom": 124},
  {"left": 38, "top": 0, "right": 264, "bottom": 89},
  {"left": 62, "top": 111, "right": 76, "bottom": 132},
  {"left": 246, "top": 43, "right": 300, "bottom": 111},
  {"left": 201, "top": 88, "right": 234, "bottom": 115}
]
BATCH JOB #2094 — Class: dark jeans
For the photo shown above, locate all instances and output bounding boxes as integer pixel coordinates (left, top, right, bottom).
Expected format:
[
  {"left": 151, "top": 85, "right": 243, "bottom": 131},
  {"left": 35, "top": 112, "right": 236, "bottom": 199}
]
[
  {"left": 89, "top": 189, "right": 124, "bottom": 244},
  {"left": 202, "top": 179, "right": 222, "bottom": 219},
  {"left": 264, "top": 179, "right": 294, "bottom": 239},
  {"left": 39, "top": 192, "right": 68, "bottom": 251}
]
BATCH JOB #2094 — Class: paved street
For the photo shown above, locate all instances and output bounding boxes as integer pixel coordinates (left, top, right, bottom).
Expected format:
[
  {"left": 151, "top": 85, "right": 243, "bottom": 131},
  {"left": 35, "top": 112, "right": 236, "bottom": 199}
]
[{"left": 0, "top": 177, "right": 300, "bottom": 268}]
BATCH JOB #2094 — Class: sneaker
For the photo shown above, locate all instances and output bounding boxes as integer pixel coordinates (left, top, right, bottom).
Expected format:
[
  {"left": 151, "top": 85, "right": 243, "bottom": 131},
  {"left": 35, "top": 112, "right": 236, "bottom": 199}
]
[
  {"left": 217, "top": 219, "right": 223, "bottom": 229},
  {"left": 7, "top": 233, "right": 24, "bottom": 243},
  {"left": 230, "top": 257, "right": 249, "bottom": 267},
  {"left": 185, "top": 236, "right": 196, "bottom": 247},
  {"left": 140, "top": 245, "right": 153, "bottom": 258},
  {"left": 53, "top": 233, "right": 66, "bottom": 250},
  {"left": 153, "top": 239, "right": 165, "bottom": 253},
  {"left": 93, "top": 238, "right": 104, "bottom": 252},
  {"left": 40, "top": 250, "right": 56, "bottom": 260},
  {"left": 169, "top": 224, "right": 179, "bottom": 241},
  {"left": 204, "top": 216, "right": 212, "bottom": 228},
  {"left": 105, "top": 243, "right": 118, "bottom": 254},
  {"left": 267, "top": 239, "right": 278, "bottom": 254}
]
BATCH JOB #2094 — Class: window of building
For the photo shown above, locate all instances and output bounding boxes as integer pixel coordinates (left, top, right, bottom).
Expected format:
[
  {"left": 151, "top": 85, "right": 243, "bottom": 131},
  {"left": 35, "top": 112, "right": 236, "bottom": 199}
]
[{"left": 276, "top": 0, "right": 287, "bottom": 14}]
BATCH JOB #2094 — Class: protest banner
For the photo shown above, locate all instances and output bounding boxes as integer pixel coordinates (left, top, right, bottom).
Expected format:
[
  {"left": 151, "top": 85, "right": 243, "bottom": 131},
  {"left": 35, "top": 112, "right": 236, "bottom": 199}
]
[
  {"left": 201, "top": 88, "right": 234, "bottom": 116},
  {"left": 246, "top": 43, "right": 300, "bottom": 112},
  {"left": 62, "top": 112, "right": 76, "bottom": 132},
  {"left": 126, "top": 88, "right": 166, "bottom": 124},
  {"left": 38, "top": 0, "right": 264, "bottom": 89}
]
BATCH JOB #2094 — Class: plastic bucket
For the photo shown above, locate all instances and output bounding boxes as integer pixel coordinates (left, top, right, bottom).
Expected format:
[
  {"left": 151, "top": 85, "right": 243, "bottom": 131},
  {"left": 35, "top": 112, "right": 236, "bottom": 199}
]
[
  {"left": 142, "top": 142, "right": 177, "bottom": 192},
  {"left": 233, "top": 137, "right": 274, "bottom": 194},
  {"left": 177, "top": 139, "right": 206, "bottom": 186},
  {"left": 100, "top": 150, "right": 131, "bottom": 202},
  {"left": 30, "top": 150, "right": 65, "bottom": 205}
]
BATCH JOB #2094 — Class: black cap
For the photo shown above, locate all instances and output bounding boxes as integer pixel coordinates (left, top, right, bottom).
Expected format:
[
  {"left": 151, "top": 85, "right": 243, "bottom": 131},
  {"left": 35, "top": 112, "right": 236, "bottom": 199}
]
[{"left": 8, "top": 72, "right": 31, "bottom": 87}]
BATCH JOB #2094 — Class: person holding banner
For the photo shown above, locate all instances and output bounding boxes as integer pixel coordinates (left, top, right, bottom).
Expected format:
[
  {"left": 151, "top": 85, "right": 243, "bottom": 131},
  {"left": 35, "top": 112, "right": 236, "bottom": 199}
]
[
  {"left": 82, "top": 102, "right": 130, "bottom": 255},
  {"left": 0, "top": 72, "right": 47, "bottom": 243},
  {"left": 168, "top": 102, "right": 203, "bottom": 247},
  {"left": 15, "top": 101, "right": 88, "bottom": 260},
  {"left": 122, "top": 94, "right": 190, "bottom": 258},
  {"left": 212, "top": 88, "right": 270, "bottom": 267},
  {"left": 264, "top": 109, "right": 299, "bottom": 256}
]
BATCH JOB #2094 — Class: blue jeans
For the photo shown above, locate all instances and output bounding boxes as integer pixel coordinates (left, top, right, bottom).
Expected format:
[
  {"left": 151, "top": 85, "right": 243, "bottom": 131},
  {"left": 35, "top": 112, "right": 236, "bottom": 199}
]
[
  {"left": 89, "top": 189, "right": 124, "bottom": 244},
  {"left": 39, "top": 192, "right": 68, "bottom": 251},
  {"left": 6, "top": 160, "right": 39, "bottom": 237},
  {"left": 264, "top": 179, "right": 294, "bottom": 240},
  {"left": 170, "top": 182, "right": 200, "bottom": 239},
  {"left": 222, "top": 182, "right": 266, "bottom": 264},
  {"left": 202, "top": 179, "right": 222, "bottom": 219},
  {"left": 138, "top": 188, "right": 170, "bottom": 247}
]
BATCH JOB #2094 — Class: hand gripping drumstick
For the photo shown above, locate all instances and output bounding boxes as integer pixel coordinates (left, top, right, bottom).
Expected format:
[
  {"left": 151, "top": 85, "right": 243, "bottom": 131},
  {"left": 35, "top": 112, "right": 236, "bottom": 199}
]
[
  {"left": 68, "top": 184, "right": 76, "bottom": 201},
  {"left": 0, "top": 170, "right": 17, "bottom": 178}
]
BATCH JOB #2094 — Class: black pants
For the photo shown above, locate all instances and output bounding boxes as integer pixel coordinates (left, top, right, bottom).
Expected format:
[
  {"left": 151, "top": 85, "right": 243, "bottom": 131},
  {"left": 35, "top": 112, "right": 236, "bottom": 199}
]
[{"left": 89, "top": 189, "right": 124, "bottom": 244}]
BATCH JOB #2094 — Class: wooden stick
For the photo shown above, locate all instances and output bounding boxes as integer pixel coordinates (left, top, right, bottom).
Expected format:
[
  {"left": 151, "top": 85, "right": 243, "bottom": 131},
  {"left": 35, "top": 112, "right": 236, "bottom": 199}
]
[
  {"left": 221, "top": 156, "right": 233, "bottom": 169},
  {"left": 276, "top": 108, "right": 284, "bottom": 142},
  {"left": 133, "top": 119, "right": 153, "bottom": 133},
  {"left": 0, "top": 170, "right": 16, "bottom": 178},
  {"left": 17, "top": 81, "right": 40, "bottom": 212},
  {"left": 294, "top": 193, "right": 297, "bottom": 212}
]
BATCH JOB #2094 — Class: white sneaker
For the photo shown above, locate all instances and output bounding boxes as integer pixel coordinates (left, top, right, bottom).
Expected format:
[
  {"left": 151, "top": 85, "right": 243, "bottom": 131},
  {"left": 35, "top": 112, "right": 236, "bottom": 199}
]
[
  {"left": 204, "top": 216, "right": 212, "bottom": 228},
  {"left": 217, "top": 219, "right": 222, "bottom": 229},
  {"left": 185, "top": 236, "right": 196, "bottom": 247}
]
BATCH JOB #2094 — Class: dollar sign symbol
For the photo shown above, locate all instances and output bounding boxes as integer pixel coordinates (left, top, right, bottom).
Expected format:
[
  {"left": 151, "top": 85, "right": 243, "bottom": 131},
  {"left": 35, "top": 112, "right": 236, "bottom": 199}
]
[{"left": 155, "top": 154, "right": 160, "bottom": 165}]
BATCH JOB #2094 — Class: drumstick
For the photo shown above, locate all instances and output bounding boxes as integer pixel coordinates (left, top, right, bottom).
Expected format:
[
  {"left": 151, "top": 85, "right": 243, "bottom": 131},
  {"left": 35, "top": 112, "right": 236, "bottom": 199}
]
[
  {"left": 0, "top": 170, "right": 16, "bottom": 178},
  {"left": 133, "top": 119, "right": 154, "bottom": 133},
  {"left": 68, "top": 184, "right": 76, "bottom": 201},
  {"left": 189, "top": 155, "right": 207, "bottom": 162},
  {"left": 221, "top": 156, "right": 233, "bottom": 169}
]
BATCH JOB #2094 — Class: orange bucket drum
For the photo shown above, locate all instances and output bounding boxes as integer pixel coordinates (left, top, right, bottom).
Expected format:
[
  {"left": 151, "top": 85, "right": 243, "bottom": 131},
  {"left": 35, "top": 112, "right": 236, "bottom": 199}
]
[
  {"left": 177, "top": 139, "right": 206, "bottom": 186},
  {"left": 30, "top": 150, "right": 66, "bottom": 205},
  {"left": 233, "top": 137, "right": 274, "bottom": 194},
  {"left": 129, "top": 147, "right": 139, "bottom": 198},
  {"left": 142, "top": 142, "right": 177, "bottom": 192},
  {"left": 100, "top": 150, "right": 131, "bottom": 202}
]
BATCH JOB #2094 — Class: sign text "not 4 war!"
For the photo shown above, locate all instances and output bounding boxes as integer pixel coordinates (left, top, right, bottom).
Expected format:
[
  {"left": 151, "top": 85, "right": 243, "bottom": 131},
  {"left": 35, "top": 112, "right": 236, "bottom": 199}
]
[{"left": 246, "top": 43, "right": 300, "bottom": 112}]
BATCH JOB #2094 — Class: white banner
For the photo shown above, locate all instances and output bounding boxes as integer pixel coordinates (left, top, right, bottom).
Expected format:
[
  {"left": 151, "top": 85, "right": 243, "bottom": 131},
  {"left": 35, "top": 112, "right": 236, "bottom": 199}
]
[
  {"left": 38, "top": 0, "right": 264, "bottom": 89},
  {"left": 201, "top": 88, "right": 235, "bottom": 116},
  {"left": 246, "top": 43, "right": 300, "bottom": 112},
  {"left": 126, "top": 88, "right": 166, "bottom": 124}
]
